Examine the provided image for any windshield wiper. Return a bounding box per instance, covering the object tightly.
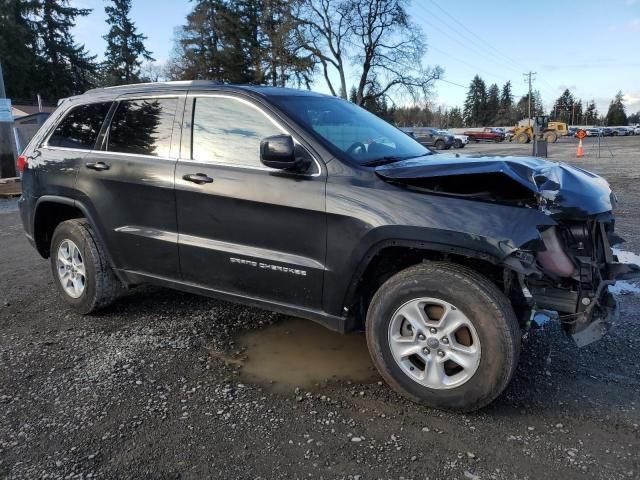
[362,154,427,167]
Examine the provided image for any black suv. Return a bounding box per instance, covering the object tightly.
[401,127,454,150]
[18,82,637,412]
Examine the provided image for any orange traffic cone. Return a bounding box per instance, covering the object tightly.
[576,139,584,158]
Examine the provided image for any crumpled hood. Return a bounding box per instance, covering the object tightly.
[375,153,615,217]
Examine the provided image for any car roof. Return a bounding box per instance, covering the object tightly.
[72,81,330,103]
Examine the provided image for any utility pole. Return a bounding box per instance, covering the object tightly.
[523,71,536,127]
[0,62,18,178]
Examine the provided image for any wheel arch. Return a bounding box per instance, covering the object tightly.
[341,239,515,331]
[33,197,120,279]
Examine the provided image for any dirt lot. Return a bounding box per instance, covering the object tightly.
[1,135,639,479]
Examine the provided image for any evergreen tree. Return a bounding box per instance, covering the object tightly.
[448,107,464,128]
[584,101,598,125]
[169,0,313,87]
[485,83,499,126]
[348,86,358,103]
[494,81,514,126]
[0,0,39,101]
[628,111,640,125]
[463,75,487,127]
[605,91,627,126]
[102,0,153,86]
[35,0,98,101]
[552,89,582,125]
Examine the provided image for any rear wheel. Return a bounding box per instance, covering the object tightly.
[50,219,123,314]
[434,139,444,150]
[366,262,520,412]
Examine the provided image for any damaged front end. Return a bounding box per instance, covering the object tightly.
[522,219,638,347]
[375,154,640,347]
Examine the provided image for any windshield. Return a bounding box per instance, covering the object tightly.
[271,95,431,165]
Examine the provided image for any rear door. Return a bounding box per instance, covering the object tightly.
[75,94,185,279]
[174,93,327,309]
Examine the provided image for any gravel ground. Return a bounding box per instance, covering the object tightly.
[1,136,639,479]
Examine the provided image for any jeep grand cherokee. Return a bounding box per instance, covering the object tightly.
[17,81,639,412]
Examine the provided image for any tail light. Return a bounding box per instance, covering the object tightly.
[17,155,27,173]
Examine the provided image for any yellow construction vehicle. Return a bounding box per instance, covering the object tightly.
[511,121,569,144]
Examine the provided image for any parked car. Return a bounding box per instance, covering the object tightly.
[17,82,638,412]
[400,127,454,150]
[585,128,601,137]
[635,126,640,135]
[437,129,468,148]
[600,127,614,137]
[464,127,505,142]
[612,127,633,136]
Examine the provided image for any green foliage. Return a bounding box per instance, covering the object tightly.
[552,89,582,125]
[463,75,487,127]
[494,81,514,126]
[485,83,499,126]
[582,101,598,125]
[0,0,97,102]
[169,0,314,87]
[515,91,544,122]
[0,0,38,101]
[605,91,628,126]
[102,0,153,86]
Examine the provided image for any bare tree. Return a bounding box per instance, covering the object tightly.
[295,0,352,98]
[351,0,442,106]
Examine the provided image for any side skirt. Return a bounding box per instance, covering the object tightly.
[115,269,353,333]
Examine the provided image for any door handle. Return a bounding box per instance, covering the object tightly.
[183,173,214,185]
[85,162,110,171]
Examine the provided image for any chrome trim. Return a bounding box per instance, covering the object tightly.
[185,93,322,177]
[40,146,92,154]
[91,150,177,161]
[114,226,178,243]
[179,233,325,270]
[115,225,325,270]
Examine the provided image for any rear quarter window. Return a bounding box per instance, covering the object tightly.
[47,102,112,150]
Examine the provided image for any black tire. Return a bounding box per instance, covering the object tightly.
[454,139,462,148]
[366,262,521,412]
[434,140,444,150]
[50,219,123,314]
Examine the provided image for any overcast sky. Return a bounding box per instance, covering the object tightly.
[72,0,640,115]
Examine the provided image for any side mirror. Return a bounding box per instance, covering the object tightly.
[260,135,299,170]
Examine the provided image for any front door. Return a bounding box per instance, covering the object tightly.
[174,93,326,309]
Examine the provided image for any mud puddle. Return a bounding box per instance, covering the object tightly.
[236,317,377,392]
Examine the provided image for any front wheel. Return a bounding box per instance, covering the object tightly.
[366,262,521,412]
[434,140,444,150]
[50,219,123,314]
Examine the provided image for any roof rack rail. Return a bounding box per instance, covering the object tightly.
[84,80,222,95]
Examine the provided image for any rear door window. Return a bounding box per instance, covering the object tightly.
[47,102,112,150]
[107,98,177,157]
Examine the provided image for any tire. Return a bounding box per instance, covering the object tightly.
[543,131,558,143]
[434,140,444,150]
[515,132,529,144]
[366,262,520,412]
[454,139,462,149]
[50,219,123,314]
[494,137,502,143]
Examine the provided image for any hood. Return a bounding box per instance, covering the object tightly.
[375,154,615,218]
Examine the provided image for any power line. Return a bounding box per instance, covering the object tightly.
[428,0,529,73]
